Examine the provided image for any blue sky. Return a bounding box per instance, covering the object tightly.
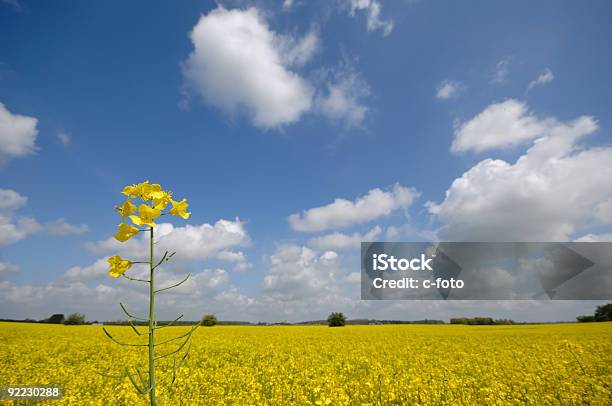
[1,0,611,322]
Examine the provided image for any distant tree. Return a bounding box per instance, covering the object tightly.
[594,303,612,321]
[201,314,217,327]
[327,312,346,327]
[577,303,612,322]
[64,313,85,325]
[46,314,65,324]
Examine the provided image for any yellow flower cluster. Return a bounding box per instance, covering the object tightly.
[108,255,132,278]
[1,322,610,405]
[108,181,190,278]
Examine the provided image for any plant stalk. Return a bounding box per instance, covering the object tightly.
[148,226,156,406]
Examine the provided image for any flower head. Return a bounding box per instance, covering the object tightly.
[114,222,140,242]
[130,204,161,227]
[169,198,191,219]
[108,254,132,278]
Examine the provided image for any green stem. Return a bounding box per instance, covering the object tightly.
[148,226,157,406]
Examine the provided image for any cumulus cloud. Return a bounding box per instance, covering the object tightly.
[527,68,554,92]
[0,188,89,245]
[182,7,314,128]
[451,99,555,153]
[63,258,109,281]
[436,80,465,100]
[309,226,382,250]
[85,218,250,262]
[0,188,27,212]
[263,245,345,301]
[289,183,418,232]
[0,102,38,165]
[45,218,89,235]
[0,188,41,246]
[344,0,393,36]
[428,108,612,241]
[491,57,511,84]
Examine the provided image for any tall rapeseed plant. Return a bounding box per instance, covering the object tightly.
[103,181,196,406]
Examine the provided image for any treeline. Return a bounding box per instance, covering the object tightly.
[293,319,445,325]
[577,303,611,323]
[0,313,91,325]
[450,317,516,325]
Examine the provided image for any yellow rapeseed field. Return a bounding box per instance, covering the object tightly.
[0,322,610,405]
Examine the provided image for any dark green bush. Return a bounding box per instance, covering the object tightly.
[327,312,346,327]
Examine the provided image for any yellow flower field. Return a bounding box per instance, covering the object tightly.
[0,322,610,405]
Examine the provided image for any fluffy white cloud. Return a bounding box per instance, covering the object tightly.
[316,70,369,126]
[263,245,344,301]
[491,57,511,84]
[345,0,393,36]
[0,189,40,246]
[309,226,382,250]
[85,218,250,262]
[64,258,108,281]
[527,68,554,92]
[0,188,89,245]
[0,102,38,165]
[289,184,418,232]
[451,99,555,153]
[0,188,27,212]
[216,250,251,272]
[436,80,465,100]
[182,7,314,128]
[428,108,612,241]
[45,218,89,235]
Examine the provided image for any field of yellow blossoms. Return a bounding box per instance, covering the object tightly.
[0,321,610,405]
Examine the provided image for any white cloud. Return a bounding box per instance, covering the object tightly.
[0,188,89,245]
[316,69,369,127]
[263,245,344,301]
[289,183,418,232]
[85,218,250,262]
[64,258,109,281]
[527,68,554,92]
[429,108,612,241]
[0,102,38,165]
[436,80,465,100]
[0,189,40,246]
[0,188,27,212]
[345,0,394,36]
[309,226,382,250]
[451,99,555,153]
[182,7,314,128]
[45,218,89,235]
[56,130,70,146]
[216,250,251,272]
